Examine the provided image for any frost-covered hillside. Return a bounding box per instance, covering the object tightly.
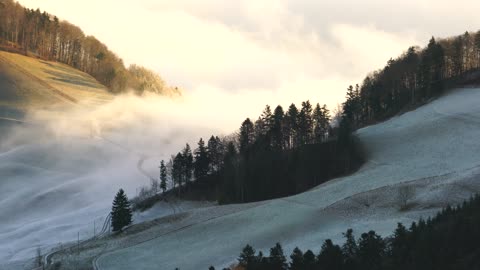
[94,88,480,270]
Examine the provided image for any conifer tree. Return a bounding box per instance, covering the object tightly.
[342,229,358,269]
[268,243,288,270]
[239,118,255,154]
[303,250,316,270]
[289,247,305,270]
[238,244,256,267]
[194,138,210,181]
[317,239,344,270]
[160,160,167,193]
[357,231,385,270]
[390,223,409,265]
[207,136,223,173]
[271,105,285,150]
[313,103,324,143]
[261,105,274,133]
[110,188,132,232]
[182,144,193,184]
[172,152,184,189]
[298,101,313,145]
[285,104,299,149]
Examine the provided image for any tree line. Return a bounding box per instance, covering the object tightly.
[342,30,480,129]
[201,194,480,270]
[153,101,362,204]
[0,0,180,95]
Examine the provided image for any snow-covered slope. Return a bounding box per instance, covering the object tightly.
[94,88,480,269]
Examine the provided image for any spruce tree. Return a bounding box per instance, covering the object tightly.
[172,153,184,190]
[160,160,167,193]
[303,250,316,270]
[357,231,385,270]
[194,138,210,181]
[182,144,193,184]
[342,229,358,269]
[298,101,313,145]
[207,135,222,173]
[320,104,331,139]
[317,239,344,270]
[313,103,324,143]
[110,188,132,232]
[285,103,299,149]
[238,244,256,267]
[239,118,255,154]
[261,105,274,130]
[289,247,305,270]
[268,243,288,270]
[271,105,285,150]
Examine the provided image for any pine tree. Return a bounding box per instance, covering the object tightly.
[172,152,184,190]
[289,247,305,270]
[317,239,344,270]
[261,105,274,134]
[303,250,316,270]
[313,103,324,143]
[110,189,132,232]
[182,144,193,184]
[238,244,256,267]
[321,104,331,139]
[285,103,299,149]
[342,229,358,269]
[239,118,255,154]
[357,231,385,270]
[271,105,284,150]
[159,160,167,193]
[298,101,313,145]
[268,243,288,270]
[207,135,223,173]
[194,138,210,181]
[390,223,409,266]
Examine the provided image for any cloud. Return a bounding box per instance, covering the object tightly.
[17,0,478,130]
[17,0,424,110]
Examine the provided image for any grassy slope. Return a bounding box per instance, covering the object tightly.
[0,51,113,115]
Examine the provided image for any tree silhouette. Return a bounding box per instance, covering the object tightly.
[110,189,132,232]
[194,138,210,181]
[159,160,167,193]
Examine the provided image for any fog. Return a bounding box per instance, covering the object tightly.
[0,92,250,263]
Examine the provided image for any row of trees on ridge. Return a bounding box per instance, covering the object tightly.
[201,195,480,270]
[152,101,362,204]
[0,0,180,95]
[342,31,480,129]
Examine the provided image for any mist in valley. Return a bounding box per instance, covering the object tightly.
[0,92,242,262]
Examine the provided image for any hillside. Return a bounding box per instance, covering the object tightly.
[0,50,113,114]
[35,86,480,270]
[0,0,181,95]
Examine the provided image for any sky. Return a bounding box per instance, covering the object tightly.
[17,0,480,131]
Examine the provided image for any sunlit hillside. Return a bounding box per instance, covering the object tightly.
[0,51,113,112]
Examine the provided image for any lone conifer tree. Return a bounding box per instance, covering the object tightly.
[111,188,132,232]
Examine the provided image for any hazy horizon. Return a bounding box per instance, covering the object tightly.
[17,0,480,129]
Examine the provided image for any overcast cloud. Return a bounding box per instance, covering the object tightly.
[17,0,480,128]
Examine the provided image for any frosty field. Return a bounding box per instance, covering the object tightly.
[95,88,480,269]
[2,87,480,270]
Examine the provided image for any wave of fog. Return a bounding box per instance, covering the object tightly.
[0,93,235,264]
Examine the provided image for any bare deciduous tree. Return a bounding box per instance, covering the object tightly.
[397,185,415,211]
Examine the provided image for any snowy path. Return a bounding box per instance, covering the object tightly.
[95,88,480,270]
